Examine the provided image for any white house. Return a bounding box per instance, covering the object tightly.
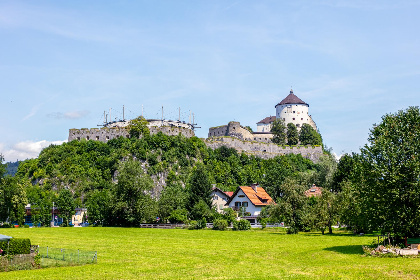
[211,187,233,213]
[256,116,276,132]
[226,184,275,223]
[275,89,317,130]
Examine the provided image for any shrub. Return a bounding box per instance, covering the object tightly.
[188,218,207,230]
[168,209,188,224]
[213,219,228,231]
[0,238,31,255]
[233,219,251,231]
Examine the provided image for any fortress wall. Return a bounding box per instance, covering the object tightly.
[208,125,228,137]
[205,137,323,162]
[68,126,194,142]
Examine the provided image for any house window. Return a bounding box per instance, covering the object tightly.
[213,196,218,200]
[238,195,245,198]
[219,205,224,210]
[242,202,248,207]
[235,202,241,207]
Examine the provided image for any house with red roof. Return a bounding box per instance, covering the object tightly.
[226,184,275,223]
[211,187,233,213]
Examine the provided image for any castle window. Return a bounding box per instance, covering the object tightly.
[283,118,285,121]
[301,118,303,120]
[296,124,300,127]
[293,118,295,120]
[293,111,295,113]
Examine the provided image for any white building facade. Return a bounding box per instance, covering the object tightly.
[275,89,316,129]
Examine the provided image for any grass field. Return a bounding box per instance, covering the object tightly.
[0,227,419,279]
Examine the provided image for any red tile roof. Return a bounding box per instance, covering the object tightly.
[228,185,275,206]
[224,191,234,197]
[305,185,323,197]
[257,116,276,124]
[275,90,308,107]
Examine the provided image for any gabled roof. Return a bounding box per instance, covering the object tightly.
[227,185,275,206]
[257,116,276,125]
[275,89,308,107]
[211,187,231,200]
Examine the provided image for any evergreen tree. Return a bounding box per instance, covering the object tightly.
[286,123,299,145]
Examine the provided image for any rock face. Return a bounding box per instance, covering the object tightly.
[205,137,323,163]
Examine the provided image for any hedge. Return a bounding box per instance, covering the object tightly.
[0,238,31,255]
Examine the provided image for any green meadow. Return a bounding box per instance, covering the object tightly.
[1,227,420,279]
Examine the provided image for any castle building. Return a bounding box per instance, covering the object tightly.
[257,89,317,131]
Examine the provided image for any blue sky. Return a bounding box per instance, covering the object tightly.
[1,0,419,161]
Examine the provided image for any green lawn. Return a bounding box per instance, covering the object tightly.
[0,227,419,279]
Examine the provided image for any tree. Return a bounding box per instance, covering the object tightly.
[271,119,286,145]
[267,178,308,233]
[188,164,212,209]
[299,124,322,145]
[331,154,355,192]
[57,189,75,226]
[113,158,155,226]
[357,106,420,238]
[158,182,188,223]
[286,123,299,145]
[128,116,150,139]
[312,189,338,234]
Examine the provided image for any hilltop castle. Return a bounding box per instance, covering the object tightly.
[68,90,322,162]
[208,89,317,142]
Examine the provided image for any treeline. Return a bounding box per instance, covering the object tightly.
[2,106,418,238]
[0,123,334,227]
[271,120,322,146]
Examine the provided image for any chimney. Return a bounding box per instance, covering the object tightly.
[251,183,259,192]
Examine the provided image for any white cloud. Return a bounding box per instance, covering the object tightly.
[47,110,90,120]
[0,140,67,162]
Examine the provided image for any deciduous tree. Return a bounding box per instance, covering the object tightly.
[299,124,322,145]
[271,119,286,145]
[286,123,299,145]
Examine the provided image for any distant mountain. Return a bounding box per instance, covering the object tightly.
[6,161,20,176]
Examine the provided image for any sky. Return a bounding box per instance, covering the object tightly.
[1,0,419,162]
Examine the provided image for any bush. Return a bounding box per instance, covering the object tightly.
[233,219,251,231]
[0,238,31,255]
[188,218,207,230]
[168,209,188,224]
[213,219,228,231]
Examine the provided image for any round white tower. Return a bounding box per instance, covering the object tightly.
[275,89,315,129]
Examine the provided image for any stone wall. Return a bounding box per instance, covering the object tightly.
[68,126,194,142]
[205,137,323,162]
[208,121,273,143]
